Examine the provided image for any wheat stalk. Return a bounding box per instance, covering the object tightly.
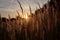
[17,0,23,14]
[29,5,32,15]
[16,10,20,17]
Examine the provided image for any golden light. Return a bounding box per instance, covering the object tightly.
[25,13,28,19]
[21,13,29,24]
[21,13,29,20]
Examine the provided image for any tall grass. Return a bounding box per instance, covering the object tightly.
[17,0,23,14]
[0,0,59,40]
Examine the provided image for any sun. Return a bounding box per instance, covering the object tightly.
[21,13,28,20]
[25,13,28,19]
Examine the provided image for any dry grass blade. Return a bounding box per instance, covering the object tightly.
[16,10,20,17]
[29,5,32,14]
[17,0,23,14]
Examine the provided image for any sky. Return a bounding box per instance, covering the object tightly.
[0,0,48,18]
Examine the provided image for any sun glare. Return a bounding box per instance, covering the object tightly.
[21,13,28,20]
[25,14,28,19]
